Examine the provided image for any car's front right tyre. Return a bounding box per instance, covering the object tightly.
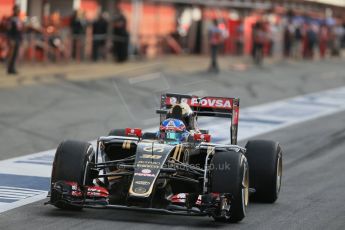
[50,140,95,210]
[245,140,282,203]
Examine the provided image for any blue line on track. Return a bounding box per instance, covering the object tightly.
[0,174,50,191]
[289,100,339,107]
[240,118,283,125]
[0,199,15,203]
[14,161,52,166]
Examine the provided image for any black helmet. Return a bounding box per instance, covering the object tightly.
[166,103,194,130]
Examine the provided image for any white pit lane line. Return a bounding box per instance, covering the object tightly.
[1,86,345,214]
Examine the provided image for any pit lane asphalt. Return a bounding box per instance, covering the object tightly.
[0,59,345,229]
[1,59,345,160]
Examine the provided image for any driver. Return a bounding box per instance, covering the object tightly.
[166,103,196,131]
[157,118,189,144]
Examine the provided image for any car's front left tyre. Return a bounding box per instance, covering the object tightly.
[209,151,249,223]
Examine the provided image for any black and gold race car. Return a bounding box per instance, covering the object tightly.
[47,93,283,223]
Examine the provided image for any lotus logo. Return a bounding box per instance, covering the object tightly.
[141,169,151,174]
[134,187,147,194]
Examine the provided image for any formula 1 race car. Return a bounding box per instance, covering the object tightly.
[47,93,283,223]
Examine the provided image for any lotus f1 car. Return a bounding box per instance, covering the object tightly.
[47,93,283,223]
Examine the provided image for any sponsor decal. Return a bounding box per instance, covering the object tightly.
[136,160,160,169]
[140,154,162,159]
[134,172,155,177]
[190,98,232,109]
[135,180,151,185]
[137,160,160,165]
[86,186,109,198]
[135,181,151,186]
[143,146,165,153]
[125,128,142,137]
[169,97,177,105]
[193,133,211,142]
[136,163,160,169]
[166,97,233,109]
[167,120,175,128]
[141,169,151,174]
[134,187,147,194]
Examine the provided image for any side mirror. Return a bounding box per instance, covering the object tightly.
[193,133,211,142]
[125,128,142,137]
[199,129,209,134]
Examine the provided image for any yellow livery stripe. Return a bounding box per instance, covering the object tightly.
[172,145,180,160]
[177,146,184,161]
[122,140,132,150]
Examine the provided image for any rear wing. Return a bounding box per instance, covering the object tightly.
[156,93,240,145]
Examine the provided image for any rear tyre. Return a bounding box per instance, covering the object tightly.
[51,140,95,210]
[108,129,126,136]
[245,140,282,203]
[142,132,157,140]
[210,151,249,223]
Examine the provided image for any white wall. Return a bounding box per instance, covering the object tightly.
[47,0,74,17]
[27,0,43,21]
[15,0,28,14]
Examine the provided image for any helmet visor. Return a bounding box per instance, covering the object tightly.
[165,131,182,142]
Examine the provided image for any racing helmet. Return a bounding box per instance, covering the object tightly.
[166,103,194,130]
[159,118,187,143]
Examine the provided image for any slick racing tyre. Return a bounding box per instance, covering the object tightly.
[108,129,126,136]
[51,140,95,210]
[245,140,282,203]
[142,132,157,140]
[209,151,249,223]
